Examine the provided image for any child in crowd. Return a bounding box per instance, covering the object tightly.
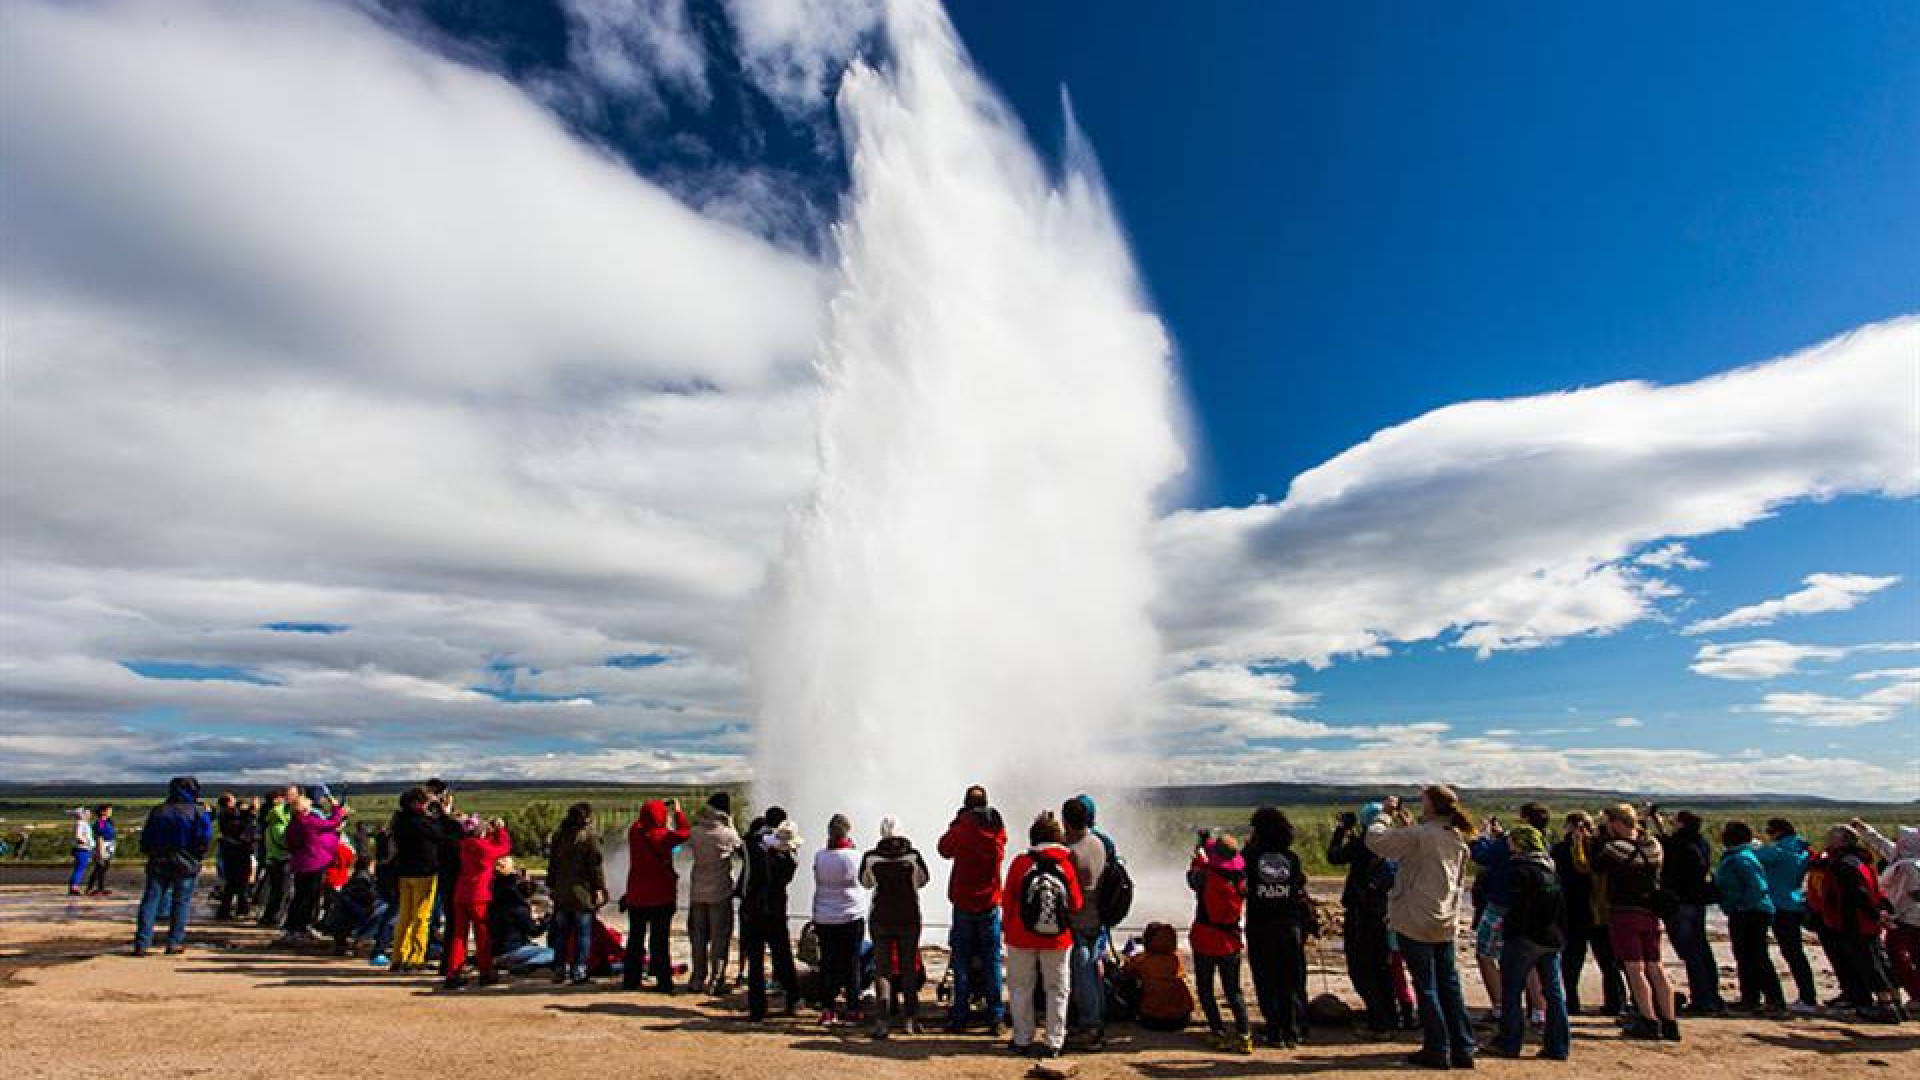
[1188,832,1253,1055]
[1123,921,1196,1031]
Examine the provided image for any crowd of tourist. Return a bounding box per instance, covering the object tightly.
[80,775,1920,1070]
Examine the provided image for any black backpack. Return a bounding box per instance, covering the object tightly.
[1094,831,1134,929]
[1018,855,1072,937]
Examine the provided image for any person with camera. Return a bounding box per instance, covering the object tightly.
[938,784,1009,1034]
[282,787,351,945]
[1061,794,1114,1049]
[1554,812,1626,1017]
[1365,787,1476,1071]
[1329,803,1398,1037]
[739,807,802,1020]
[1587,804,1679,1041]
[1648,806,1725,1016]
[622,797,691,993]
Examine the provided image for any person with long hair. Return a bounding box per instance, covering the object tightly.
[1754,818,1818,1013]
[1003,811,1083,1059]
[546,802,606,985]
[1716,821,1784,1012]
[1244,806,1311,1048]
[1366,785,1476,1070]
[1553,811,1626,1017]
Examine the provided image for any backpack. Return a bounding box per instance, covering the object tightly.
[1094,831,1134,929]
[1018,855,1072,937]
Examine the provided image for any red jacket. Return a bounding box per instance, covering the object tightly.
[454,826,513,906]
[938,808,1007,914]
[1188,850,1247,957]
[1809,846,1887,938]
[325,840,356,890]
[1001,844,1082,951]
[623,800,690,908]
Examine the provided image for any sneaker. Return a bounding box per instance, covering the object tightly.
[368,954,390,968]
[1204,1029,1230,1050]
[568,971,590,986]
[1621,1017,1661,1040]
[1038,1044,1063,1060]
[1005,1040,1030,1056]
[478,972,503,987]
[819,1009,839,1027]
[1529,1010,1546,1028]
[1660,1019,1682,1042]
[443,974,469,990]
[1788,1001,1818,1017]
[1404,1049,1452,1070]
[130,945,149,957]
[1449,1052,1476,1070]
[870,1020,889,1041]
[164,944,185,955]
[1231,1033,1254,1055]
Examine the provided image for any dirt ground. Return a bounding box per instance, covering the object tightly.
[2,883,1915,1080]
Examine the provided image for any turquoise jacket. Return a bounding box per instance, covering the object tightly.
[1716,844,1775,917]
[1754,833,1809,914]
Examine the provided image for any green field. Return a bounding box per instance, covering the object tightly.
[3,780,1908,876]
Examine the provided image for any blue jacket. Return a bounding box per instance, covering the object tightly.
[140,777,213,861]
[1715,845,1774,916]
[1471,834,1515,908]
[1755,833,1809,914]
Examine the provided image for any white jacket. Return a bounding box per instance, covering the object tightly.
[1865,824,1920,929]
[1365,818,1469,945]
[812,845,868,925]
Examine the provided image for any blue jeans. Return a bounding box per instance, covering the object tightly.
[1496,940,1570,1059]
[948,907,1005,1025]
[1069,926,1109,1030]
[551,911,594,974]
[1401,937,1476,1059]
[1665,904,1724,1010]
[69,848,92,889]
[135,871,197,949]
[499,943,555,971]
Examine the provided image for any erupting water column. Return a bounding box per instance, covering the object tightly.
[754,0,1186,869]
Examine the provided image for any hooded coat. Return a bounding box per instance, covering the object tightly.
[140,777,213,867]
[547,822,606,915]
[1871,826,1920,929]
[1716,844,1774,917]
[741,820,799,919]
[1809,844,1887,939]
[261,800,292,862]
[937,806,1007,914]
[1507,851,1566,949]
[1187,846,1247,957]
[860,833,931,936]
[687,805,742,905]
[623,800,690,909]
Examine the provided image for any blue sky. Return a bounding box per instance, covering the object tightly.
[1,0,1914,796]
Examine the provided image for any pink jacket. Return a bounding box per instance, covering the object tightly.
[287,806,348,875]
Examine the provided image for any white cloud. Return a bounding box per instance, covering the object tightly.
[559,0,711,110]
[1752,677,1920,728]
[1691,640,1850,680]
[1854,667,1920,682]
[1686,572,1902,635]
[1612,716,1644,728]
[721,0,882,114]
[1636,543,1707,571]
[1154,317,1920,669]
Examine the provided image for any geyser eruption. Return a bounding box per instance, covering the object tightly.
[754,0,1185,867]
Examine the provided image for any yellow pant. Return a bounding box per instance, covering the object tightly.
[394,875,437,967]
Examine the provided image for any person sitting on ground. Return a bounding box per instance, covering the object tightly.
[1365,786,1477,1071]
[490,862,553,973]
[1244,806,1312,1048]
[85,804,117,896]
[444,816,512,989]
[546,802,607,986]
[740,808,803,1021]
[1124,921,1197,1031]
[132,776,214,956]
[1003,810,1083,1060]
[621,798,691,994]
[1490,825,1570,1061]
[860,815,931,1039]
[1716,821,1784,1013]
[325,853,385,956]
[1188,831,1254,1056]
[687,792,743,998]
[1587,803,1679,1041]
[813,813,869,1026]
[938,784,1009,1035]
[1329,802,1398,1037]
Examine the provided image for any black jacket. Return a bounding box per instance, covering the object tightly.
[1508,855,1566,949]
[1550,838,1594,931]
[217,807,257,856]
[388,807,447,878]
[488,874,545,953]
[1327,824,1392,916]
[741,823,798,919]
[1659,827,1717,906]
[1243,837,1311,927]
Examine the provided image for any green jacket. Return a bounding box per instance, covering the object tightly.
[262,802,292,861]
